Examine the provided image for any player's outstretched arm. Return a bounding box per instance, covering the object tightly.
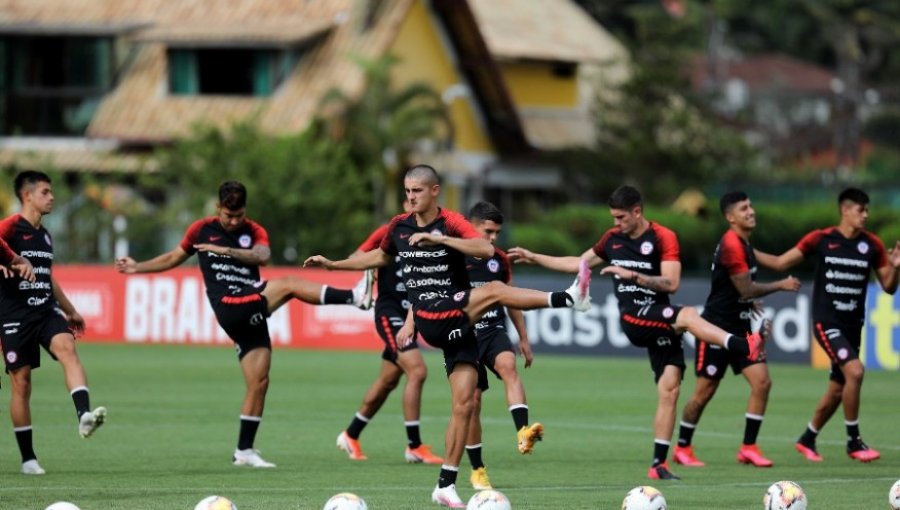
[754,247,803,272]
[115,247,191,274]
[408,232,493,259]
[507,246,602,274]
[603,259,681,293]
[875,240,900,295]
[730,271,801,300]
[304,248,391,271]
[194,243,270,266]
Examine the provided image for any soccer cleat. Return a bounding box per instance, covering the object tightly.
[794,441,823,462]
[352,269,375,310]
[565,260,592,312]
[847,439,880,463]
[470,466,493,490]
[431,483,466,508]
[647,461,680,480]
[672,445,705,467]
[405,444,444,464]
[737,444,773,467]
[336,431,368,460]
[21,459,46,475]
[232,448,276,468]
[78,406,107,438]
[517,422,544,454]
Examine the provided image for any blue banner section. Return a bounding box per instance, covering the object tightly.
[862,283,900,370]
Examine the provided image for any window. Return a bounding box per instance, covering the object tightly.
[1,36,113,136]
[168,48,298,97]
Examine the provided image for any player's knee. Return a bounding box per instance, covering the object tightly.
[659,384,680,405]
[404,363,427,385]
[677,306,699,324]
[843,362,864,382]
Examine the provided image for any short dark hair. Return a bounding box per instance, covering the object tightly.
[838,187,869,207]
[405,164,440,186]
[14,171,51,202]
[608,185,642,210]
[468,201,504,224]
[719,190,748,215]
[218,181,247,210]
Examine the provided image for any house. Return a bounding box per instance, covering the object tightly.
[1,0,627,211]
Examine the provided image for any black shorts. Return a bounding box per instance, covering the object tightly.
[475,327,515,392]
[620,304,686,383]
[212,282,271,360]
[694,319,765,379]
[413,290,478,376]
[2,310,72,372]
[374,303,418,364]
[813,322,861,384]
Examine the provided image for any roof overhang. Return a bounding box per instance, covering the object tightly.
[133,20,333,49]
[0,22,149,36]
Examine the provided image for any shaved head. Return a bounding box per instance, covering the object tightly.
[405,164,440,186]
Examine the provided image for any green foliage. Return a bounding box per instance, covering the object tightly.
[146,121,370,263]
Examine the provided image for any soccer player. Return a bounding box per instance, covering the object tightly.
[754,187,899,463]
[672,191,800,469]
[464,201,542,491]
[115,180,374,469]
[0,171,108,476]
[508,185,766,481]
[304,164,591,508]
[336,199,444,465]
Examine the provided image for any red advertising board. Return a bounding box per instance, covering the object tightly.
[54,265,384,351]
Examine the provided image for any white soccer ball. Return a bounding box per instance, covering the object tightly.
[622,486,667,510]
[194,495,237,510]
[466,489,512,510]
[45,503,81,510]
[889,479,900,510]
[763,481,807,510]
[323,492,368,510]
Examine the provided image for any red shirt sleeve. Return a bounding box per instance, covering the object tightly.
[443,210,482,239]
[358,224,389,252]
[496,248,512,284]
[379,214,407,255]
[247,220,270,247]
[179,218,208,255]
[720,230,750,275]
[591,229,616,260]
[0,238,16,265]
[654,224,680,261]
[0,214,19,244]
[795,229,825,256]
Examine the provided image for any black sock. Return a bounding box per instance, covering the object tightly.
[237,416,261,450]
[323,287,354,305]
[677,421,696,447]
[724,334,746,354]
[510,405,529,431]
[799,423,818,446]
[743,414,763,445]
[71,387,90,419]
[15,427,37,462]
[466,444,484,469]
[405,420,422,448]
[652,440,670,467]
[347,413,369,439]
[549,292,571,308]
[845,420,860,442]
[438,466,458,488]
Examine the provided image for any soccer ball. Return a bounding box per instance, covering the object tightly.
[622,486,667,510]
[194,495,237,510]
[467,489,512,510]
[889,479,900,510]
[763,481,807,510]
[45,503,81,510]
[323,492,368,510]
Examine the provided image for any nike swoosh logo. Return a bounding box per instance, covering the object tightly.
[209,235,222,241]
[827,243,839,249]
[612,243,623,249]
[23,234,33,240]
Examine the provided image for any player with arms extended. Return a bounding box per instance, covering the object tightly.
[116,180,374,468]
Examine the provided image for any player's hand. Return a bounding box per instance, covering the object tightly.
[68,311,86,338]
[397,322,416,348]
[507,247,535,264]
[115,256,137,274]
[889,240,900,268]
[519,339,534,369]
[600,265,630,280]
[303,255,333,269]
[11,256,35,282]
[0,265,12,279]
[408,232,442,247]
[750,300,764,320]
[781,275,801,292]
[193,243,227,255]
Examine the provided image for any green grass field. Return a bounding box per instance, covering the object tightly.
[0,343,897,509]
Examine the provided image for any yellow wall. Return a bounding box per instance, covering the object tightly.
[501,62,578,107]
[389,0,493,153]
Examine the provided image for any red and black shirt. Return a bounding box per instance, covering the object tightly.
[0,214,56,320]
[358,224,408,310]
[702,229,756,332]
[179,217,269,300]
[466,247,512,333]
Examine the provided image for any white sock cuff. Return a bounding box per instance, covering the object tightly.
[654,438,671,446]
[844,419,859,426]
[547,292,553,307]
[13,425,33,432]
[465,443,483,450]
[319,285,328,304]
[355,412,370,423]
[745,413,764,421]
[240,415,261,422]
[404,420,420,427]
[440,464,459,472]
[70,386,89,395]
[508,404,528,411]
[807,422,819,434]
[680,421,696,429]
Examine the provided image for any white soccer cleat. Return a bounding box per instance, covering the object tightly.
[565,259,592,312]
[431,483,465,508]
[232,448,276,468]
[352,269,375,310]
[79,406,107,438]
[21,459,46,475]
